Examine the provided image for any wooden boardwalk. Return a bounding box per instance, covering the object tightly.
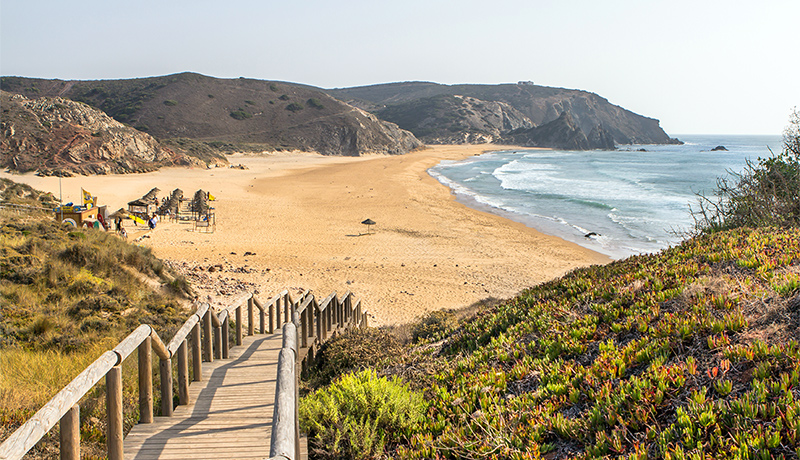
[124,331,304,460]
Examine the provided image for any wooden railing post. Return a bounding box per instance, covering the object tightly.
[203,310,213,362]
[160,358,173,416]
[177,340,189,405]
[300,311,308,348]
[213,322,222,360]
[308,307,315,342]
[284,294,290,324]
[192,323,202,381]
[137,337,153,424]
[222,317,230,359]
[269,301,275,334]
[248,297,255,336]
[59,404,79,460]
[106,365,123,460]
[236,306,243,346]
[260,307,266,334]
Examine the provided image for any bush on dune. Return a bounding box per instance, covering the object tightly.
[693,109,800,232]
[300,369,427,460]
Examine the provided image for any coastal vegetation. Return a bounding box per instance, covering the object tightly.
[0,181,192,457]
[693,109,800,233]
[299,118,800,459]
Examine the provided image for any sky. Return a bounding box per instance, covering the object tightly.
[1,0,798,135]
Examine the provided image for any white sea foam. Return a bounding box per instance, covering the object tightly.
[431,135,783,258]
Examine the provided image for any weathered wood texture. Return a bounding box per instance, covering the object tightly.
[123,332,307,460]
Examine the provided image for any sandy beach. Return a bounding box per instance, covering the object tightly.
[2,145,609,326]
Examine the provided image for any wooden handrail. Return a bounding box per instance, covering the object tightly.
[0,351,118,460]
[0,288,369,460]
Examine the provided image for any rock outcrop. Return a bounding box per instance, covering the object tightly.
[329,81,683,149]
[376,94,533,144]
[501,112,616,150]
[0,91,196,175]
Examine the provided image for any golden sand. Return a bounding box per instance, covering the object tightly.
[2,145,609,326]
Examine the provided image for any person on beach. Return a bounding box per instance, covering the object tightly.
[148,215,156,230]
[115,216,122,233]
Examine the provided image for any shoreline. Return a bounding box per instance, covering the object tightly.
[0,145,610,326]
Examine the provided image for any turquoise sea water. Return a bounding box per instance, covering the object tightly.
[429,135,784,259]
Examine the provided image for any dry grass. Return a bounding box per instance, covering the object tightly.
[0,339,116,418]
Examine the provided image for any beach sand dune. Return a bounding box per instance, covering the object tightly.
[1,145,609,326]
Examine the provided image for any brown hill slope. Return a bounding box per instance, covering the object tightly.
[0,91,196,176]
[0,73,422,156]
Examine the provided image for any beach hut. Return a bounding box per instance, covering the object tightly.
[127,187,160,221]
[158,188,183,219]
[54,203,98,227]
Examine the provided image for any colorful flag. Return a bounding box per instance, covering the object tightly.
[82,188,93,206]
[208,193,216,201]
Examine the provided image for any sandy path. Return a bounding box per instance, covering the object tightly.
[2,145,609,326]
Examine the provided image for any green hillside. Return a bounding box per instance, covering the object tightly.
[0,189,193,457]
[303,227,800,459]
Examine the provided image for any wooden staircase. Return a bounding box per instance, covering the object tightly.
[0,290,367,460]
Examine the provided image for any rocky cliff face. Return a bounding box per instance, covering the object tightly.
[376,94,533,144]
[0,91,196,176]
[328,82,683,149]
[501,111,616,150]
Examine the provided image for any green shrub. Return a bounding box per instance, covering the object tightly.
[693,109,800,232]
[163,100,178,106]
[307,98,324,110]
[269,83,278,91]
[306,328,404,388]
[286,102,304,112]
[245,100,256,106]
[229,110,252,120]
[279,94,290,101]
[411,309,457,343]
[300,369,426,459]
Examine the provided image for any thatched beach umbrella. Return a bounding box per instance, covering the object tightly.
[361,218,376,234]
[109,208,128,218]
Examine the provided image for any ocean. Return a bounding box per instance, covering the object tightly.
[429,135,784,259]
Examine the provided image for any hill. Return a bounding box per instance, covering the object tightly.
[302,226,800,458]
[0,73,422,156]
[0,187,193,456]
[0,91,202,176]
[328,81,681,148]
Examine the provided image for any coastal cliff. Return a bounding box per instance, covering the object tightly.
[0,91,196,176]
[501,111,616,150]
[328,81,682,149]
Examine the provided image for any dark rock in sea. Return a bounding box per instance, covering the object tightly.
[637,148,648,152]
[711,145,728,151]
[585,232,600,238]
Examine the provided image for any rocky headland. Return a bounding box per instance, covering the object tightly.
[0,91,197,176]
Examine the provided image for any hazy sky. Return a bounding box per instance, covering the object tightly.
[1,0,797,135]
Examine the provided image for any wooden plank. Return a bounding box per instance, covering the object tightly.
[124,333,283,460]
